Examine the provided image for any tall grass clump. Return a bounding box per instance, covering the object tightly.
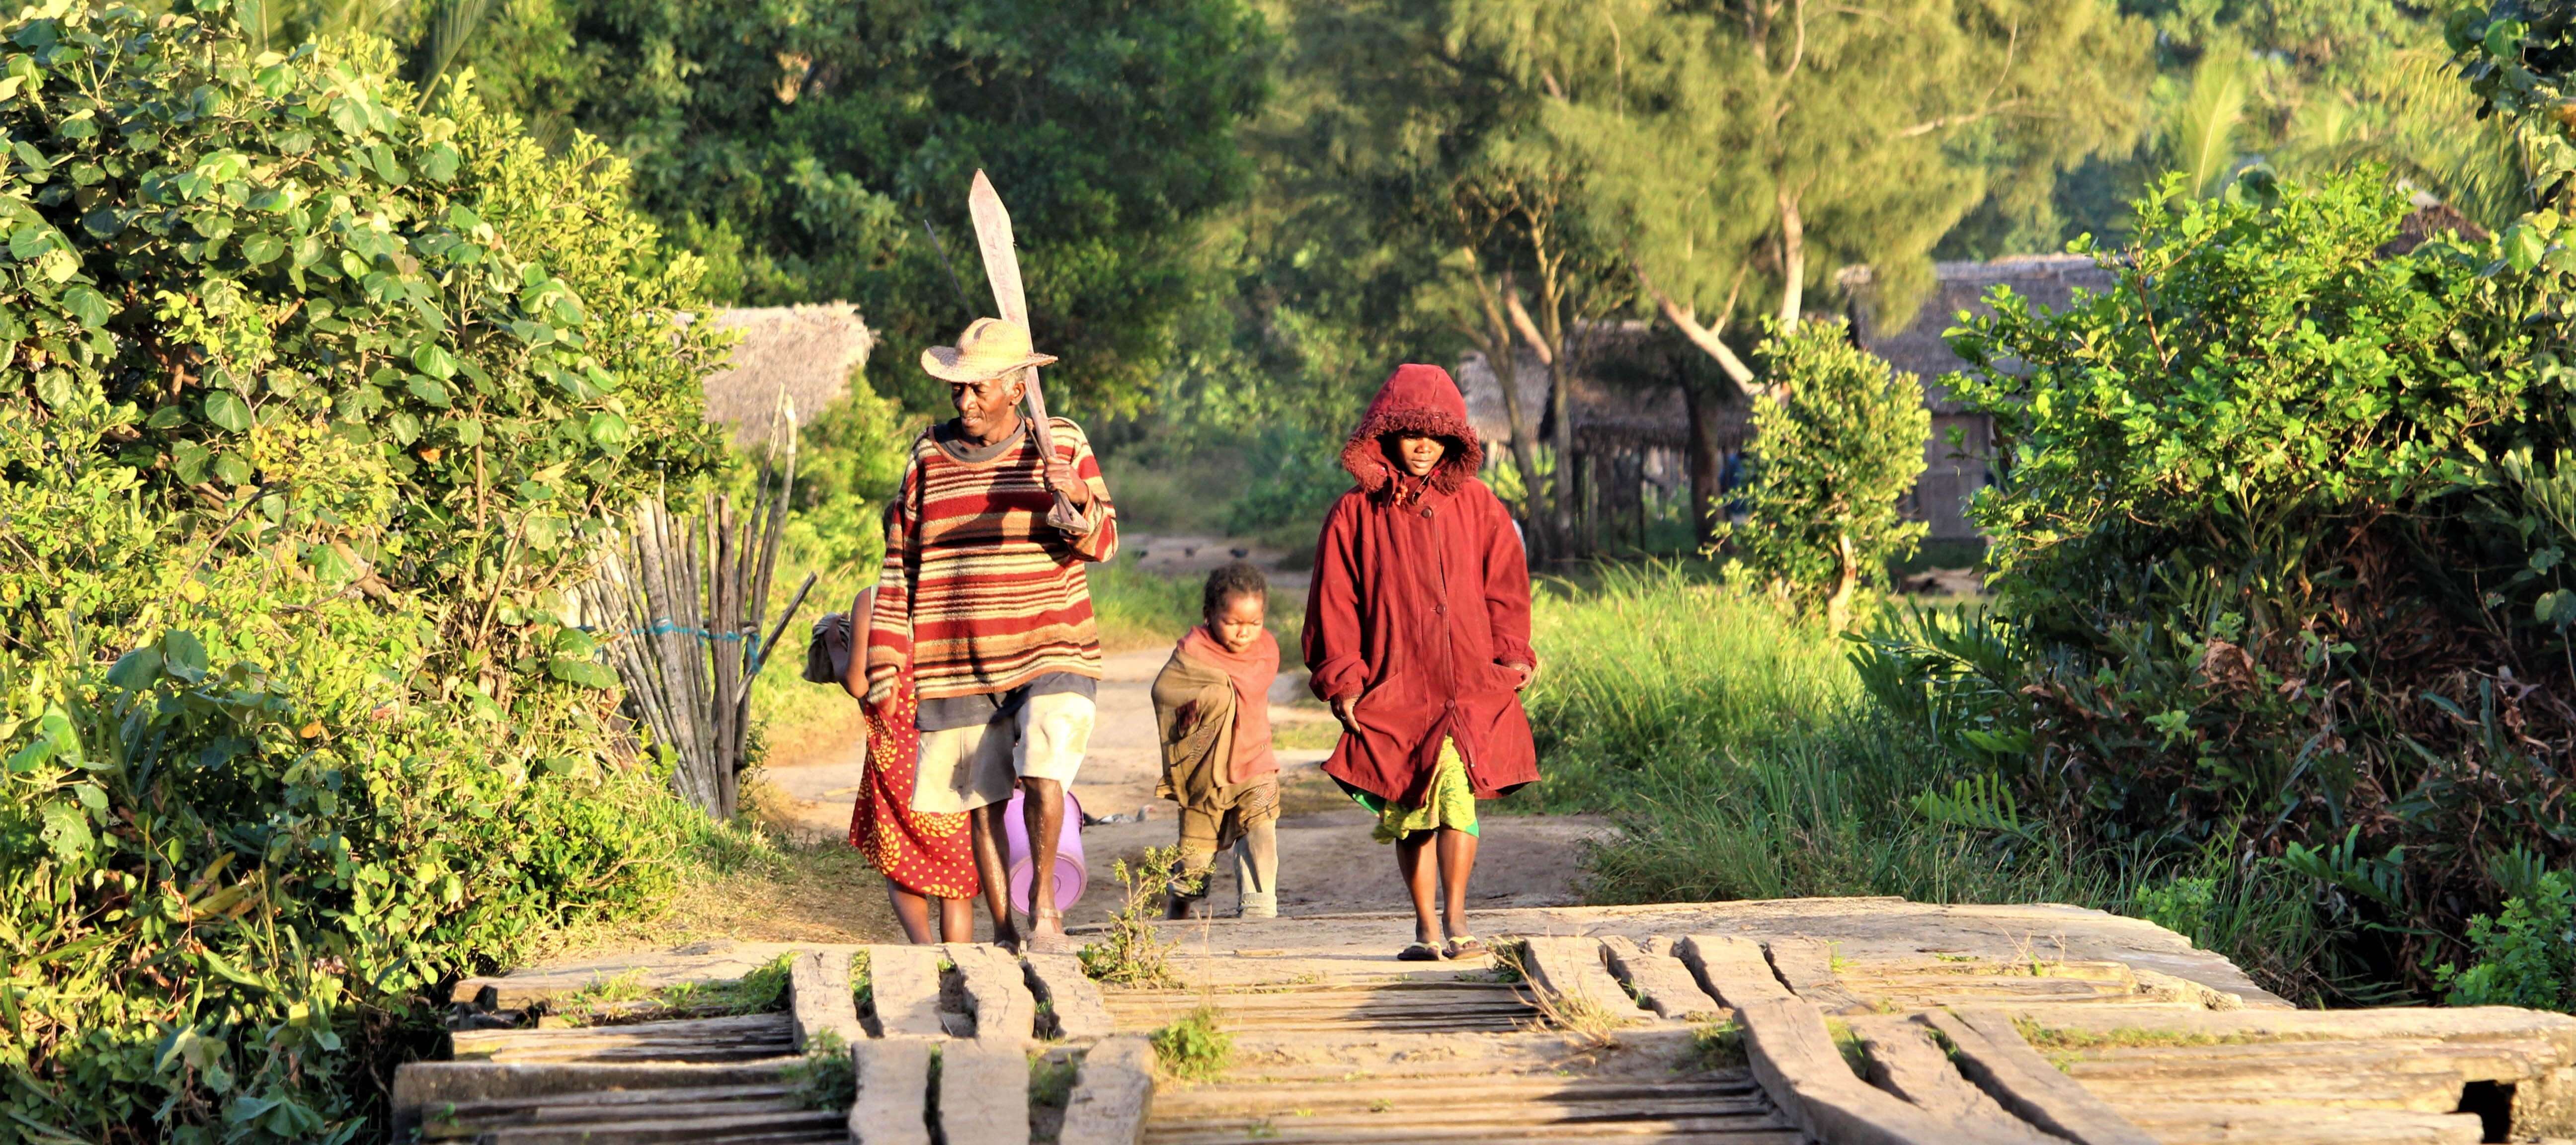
[1522,566,2114,909]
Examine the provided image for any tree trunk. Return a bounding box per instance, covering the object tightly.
[1547,350,1576,556]
[1826,531,1858,633]
[1776,186,1806,333]
[1636,262,1761,398]
[1471,260,1552,559]
[1682,384,1723,548]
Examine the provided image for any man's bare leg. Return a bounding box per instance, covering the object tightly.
[1396,831,1440,946]
[1435,827,1479,941]
[936,895,976,944]
[1020,776,1069,945]
[886,878,936,945]
[969,802,1020,949]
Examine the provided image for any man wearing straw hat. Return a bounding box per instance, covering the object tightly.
[865,316,1117,954]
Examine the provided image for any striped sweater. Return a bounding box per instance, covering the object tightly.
[865,417,1119,700]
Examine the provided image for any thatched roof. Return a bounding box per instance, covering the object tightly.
[1852,200,2488,411]
[699,304,875,446]
[1456,321,1751,456]
[1847,255,2116,412]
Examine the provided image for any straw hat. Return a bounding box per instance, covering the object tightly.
[919,317,1058,383]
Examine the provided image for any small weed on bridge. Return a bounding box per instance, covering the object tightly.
[1152,1003,1234,1082]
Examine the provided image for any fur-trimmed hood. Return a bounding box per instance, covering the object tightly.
[1339,364,1485,493]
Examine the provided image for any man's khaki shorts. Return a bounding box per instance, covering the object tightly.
[910,690,1095,814]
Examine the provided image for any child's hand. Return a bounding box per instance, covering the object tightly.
[1504,662,1534,691]
[1330,695,1361,736]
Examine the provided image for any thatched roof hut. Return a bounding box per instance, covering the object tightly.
[1847,254,2117,409]
[698,304,875,446]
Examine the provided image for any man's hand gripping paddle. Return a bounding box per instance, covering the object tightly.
[967,170,1088,533]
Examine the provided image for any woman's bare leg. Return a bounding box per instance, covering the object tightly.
[1396,831,1440,945]
[886,878,936,945]
[1435,827,1479,940]
[935,895,976,943]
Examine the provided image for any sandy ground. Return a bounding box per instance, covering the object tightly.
[755,646,1610,941]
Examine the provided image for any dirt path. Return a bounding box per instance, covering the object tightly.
[755,644,1609,940]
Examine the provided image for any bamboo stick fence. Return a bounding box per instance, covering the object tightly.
[579,410,816,820]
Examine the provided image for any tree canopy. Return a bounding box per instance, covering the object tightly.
[425,0,1273,414]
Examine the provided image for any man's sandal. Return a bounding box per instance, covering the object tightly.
[1443,935,1488,959]
[1397,941,1445,962]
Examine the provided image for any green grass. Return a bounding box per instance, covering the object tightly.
[1089,554,1207,652]
[1519,563,2344,1003]
[1521,564,2116,907]
[1088,554,1306,655]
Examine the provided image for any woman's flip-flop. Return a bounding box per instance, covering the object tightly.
[1397,941,1444,962]
[1443,936,1488,959]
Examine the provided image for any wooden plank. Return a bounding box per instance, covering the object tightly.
[1519,936,1638,1017]
[1845,1016,2061,1144]
[2117,1103,2485,1145]
[1764,937,1873,1015]
[867,945,949,1039]
[850,1036,934,1145]
[945,943,1038,1043]
[1603,935,1726,1022]
[1144,1124,1801,1145]
[1025,952,1115,1042]
[1735,996,2041,1145]
[1147,1078,1762,1115]
[1989,1001,2576,1041]
[789,950,866,1052]
[939,1039,1032,1145]
[1677,935,1799,1009]
[478,1109,846,1143]
[1059,1035,1154,1145]
[393,1061,797,1135]
[1926,1008,2158,1145]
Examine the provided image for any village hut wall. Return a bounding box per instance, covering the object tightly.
[1850,254,2118,543]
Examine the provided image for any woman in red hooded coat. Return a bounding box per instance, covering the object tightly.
[1303,363,1539,961]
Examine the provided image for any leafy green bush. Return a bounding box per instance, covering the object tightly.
[1865,170,2575,999]
[2439,871,2576,1011]
[1734,323,1929,630]
[2131,877,2216,944]
[0,4,730,1139]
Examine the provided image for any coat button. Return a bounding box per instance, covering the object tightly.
[1434,603,1448,615]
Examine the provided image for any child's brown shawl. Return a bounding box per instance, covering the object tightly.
[1151,646,1255,811]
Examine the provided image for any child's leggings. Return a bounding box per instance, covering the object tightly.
[1175,819,1277,918]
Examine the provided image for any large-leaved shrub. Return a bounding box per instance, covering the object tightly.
[1861,170,2575,1000]
[0,3,731,1139]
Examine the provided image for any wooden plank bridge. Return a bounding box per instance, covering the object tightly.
[394,898,2576,1144]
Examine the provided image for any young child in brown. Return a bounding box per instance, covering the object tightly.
[1150,562,1282,918]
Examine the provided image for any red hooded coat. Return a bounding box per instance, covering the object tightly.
[1302,364,1540,804]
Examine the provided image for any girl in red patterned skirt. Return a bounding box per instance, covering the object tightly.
[842,585,980,942]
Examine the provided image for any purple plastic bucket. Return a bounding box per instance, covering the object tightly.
[1001,788,1087,916]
